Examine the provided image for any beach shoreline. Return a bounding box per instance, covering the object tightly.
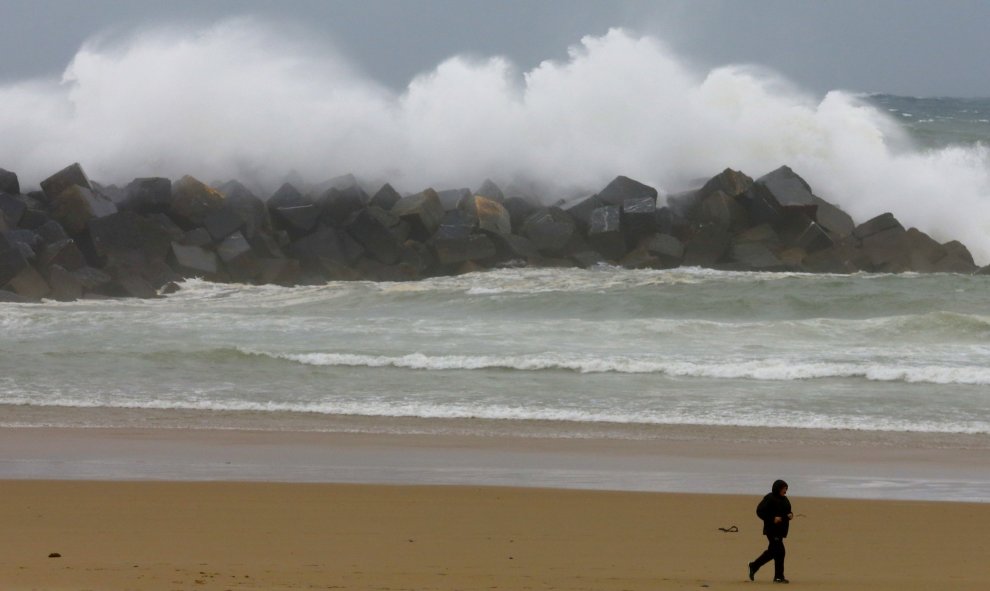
[2,417,989,502]
[4,419,989,589]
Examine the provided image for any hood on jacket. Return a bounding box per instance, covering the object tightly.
[772,479,788,495]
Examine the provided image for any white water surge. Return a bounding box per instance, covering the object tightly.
[0,19,988,261]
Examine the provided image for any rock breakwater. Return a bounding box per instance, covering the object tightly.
[0,163,985,302]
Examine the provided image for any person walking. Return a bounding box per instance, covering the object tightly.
[748,479,793,583]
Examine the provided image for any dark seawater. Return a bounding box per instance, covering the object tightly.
[865,94,990,148]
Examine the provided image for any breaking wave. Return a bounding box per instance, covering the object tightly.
[242,349,990,386]
[1,394,986,435]
[0,19,988,261]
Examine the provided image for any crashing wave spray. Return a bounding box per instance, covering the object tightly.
[0,18,988,261]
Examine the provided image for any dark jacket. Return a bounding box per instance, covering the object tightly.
[756,481,792,538]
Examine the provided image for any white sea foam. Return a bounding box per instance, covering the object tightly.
[1,395,986,435]
[240,349,990,386]
[150,267,949,307]
[365,265,834,297]
[0,20,988,261]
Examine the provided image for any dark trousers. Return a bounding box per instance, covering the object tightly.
[752,535,786,579]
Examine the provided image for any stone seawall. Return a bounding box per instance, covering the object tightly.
[0,163,985,302]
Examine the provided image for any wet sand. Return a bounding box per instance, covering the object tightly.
[2,423,989,500]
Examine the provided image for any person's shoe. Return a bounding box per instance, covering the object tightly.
[748,562,757,581]
[773,577,790,584]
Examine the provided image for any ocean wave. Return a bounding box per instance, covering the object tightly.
[152,268,983,314]
[158,278,366,308]
[9,269,976,322]
[1,397,986,435]
[893,310,990,336]
[0,310,37,330]
[239,349,990,385]
[155,270,990,316]
[372,266,738,295]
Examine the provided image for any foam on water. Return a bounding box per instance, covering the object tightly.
[3,268,989,436]
[2,393,987,435]
[0,20,989,261]
[239,349,990,386]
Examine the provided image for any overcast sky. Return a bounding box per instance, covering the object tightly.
[1,0,988,97]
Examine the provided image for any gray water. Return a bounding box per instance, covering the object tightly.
[3,267,989,435]
[865,94,990,148]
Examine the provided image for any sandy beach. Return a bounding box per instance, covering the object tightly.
[1,479,988,590]
[1,423,989,589]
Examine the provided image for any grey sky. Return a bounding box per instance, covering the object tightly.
[1,0,988,97]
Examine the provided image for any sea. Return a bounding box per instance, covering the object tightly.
[865,94,990,149]
[2,95,990,499]
[3,263,990,435]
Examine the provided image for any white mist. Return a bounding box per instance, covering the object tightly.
[0,18,988,262]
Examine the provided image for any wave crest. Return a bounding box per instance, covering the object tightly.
[0,21,988,261]
[240,349,990,385]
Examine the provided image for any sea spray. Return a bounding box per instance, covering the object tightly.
[1,20,989,260]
